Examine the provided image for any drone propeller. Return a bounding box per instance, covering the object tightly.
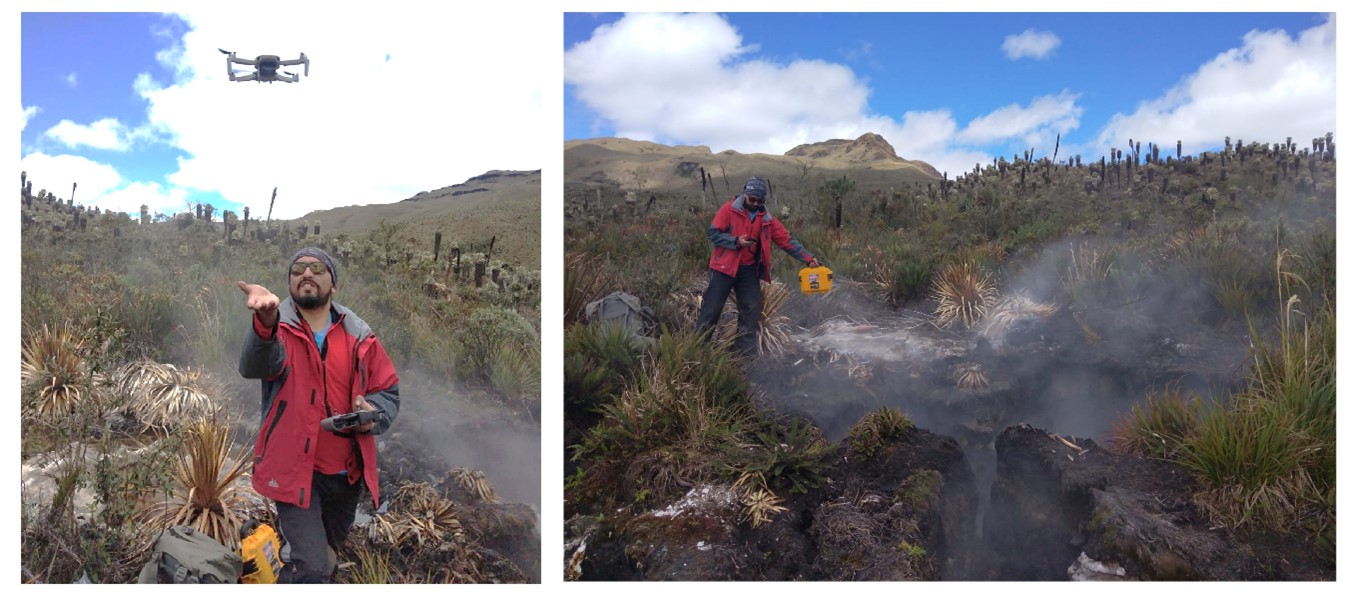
[219,48,233,55]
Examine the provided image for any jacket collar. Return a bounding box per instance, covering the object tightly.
[277,297,372,341]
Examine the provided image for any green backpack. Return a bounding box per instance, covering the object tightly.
[137,525,243,584]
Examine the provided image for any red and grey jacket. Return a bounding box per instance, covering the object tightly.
[239,298,400,508]
[706,193,813,282]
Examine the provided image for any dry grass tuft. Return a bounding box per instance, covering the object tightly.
[719,281,795,356]
[932,262,998,329]
[345,545,393,584]
[1109,385,1200,458]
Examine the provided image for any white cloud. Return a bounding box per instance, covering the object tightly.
[21,105,40,132]
[65,73,77,87]
[565,13,998,176]
[100,182,190,216]
[43,118,131,151]
[1093,15,1335,155]
[114,6,549,219]
[1003,29,1061,61]
[959,91,1083,150]
[19,152,187,215]
[18,153,123,205]
[567,14,880,153]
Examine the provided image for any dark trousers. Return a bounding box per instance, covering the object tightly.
[694,265,762,355]
[275,472,364,583]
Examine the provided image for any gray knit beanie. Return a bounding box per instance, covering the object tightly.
[743,176,768,199]
[291,247,337,286]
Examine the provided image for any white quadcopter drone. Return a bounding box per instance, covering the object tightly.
[220,49,309,83]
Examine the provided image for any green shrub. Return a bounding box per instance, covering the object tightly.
[722,416,834,495]
[460,306,538,379]
[646,327,750,410]
[847,407,914,459]
[564,323,644,416]
[886,258,933,307]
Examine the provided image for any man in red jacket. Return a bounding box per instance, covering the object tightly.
[237,247,400,583]
[695,176,819,354]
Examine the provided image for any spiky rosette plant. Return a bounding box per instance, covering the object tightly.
[740,488,786,528]
[136,418,251,550]
[953,363,988,390]
[449,467,499,504]
[20,323,97,420]
[932,262,998,329]
[978,293,1058,343]
[116,360,221,431]
[372,482,464,549]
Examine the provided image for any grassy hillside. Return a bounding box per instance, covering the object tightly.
[564,135,940,210]
[304,169,542,270]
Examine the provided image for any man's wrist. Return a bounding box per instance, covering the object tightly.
[252,312,278,339]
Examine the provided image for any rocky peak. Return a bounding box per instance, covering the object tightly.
[785,133,899,164]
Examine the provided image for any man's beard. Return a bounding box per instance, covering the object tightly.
[293,290,331,309]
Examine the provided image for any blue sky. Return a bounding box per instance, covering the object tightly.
[564,12,1336,178]
[20,8,546,219]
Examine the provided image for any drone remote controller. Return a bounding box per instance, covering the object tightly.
[320,409,383,433]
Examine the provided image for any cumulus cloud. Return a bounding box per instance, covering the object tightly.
[44,118,132,151]
[19,153,123,204]
[100,181,190,216]
[20,152,188,215]
[28,7,545,219]
[566,14,943,157]
[959,91,1083,150]
[1093,15,1335,155]
[1003,29,1061,60]
[65,72,78,87]
[567,13,1011,176]
[145,7,547,219]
